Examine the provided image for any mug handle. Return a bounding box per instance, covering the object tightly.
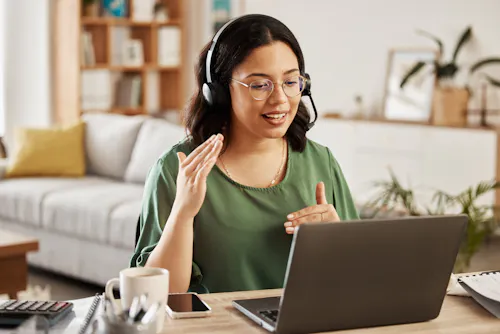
[104,278,122,314]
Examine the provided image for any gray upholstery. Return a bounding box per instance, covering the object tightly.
[0,115,183,285]
[41,179,143,245]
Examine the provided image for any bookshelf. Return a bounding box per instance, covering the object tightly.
[77,0,185,120]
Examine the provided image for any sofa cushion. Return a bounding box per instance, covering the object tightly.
[41,180,143,245]
[124,118,185,184]
[0,176,107,226]
[83,113,145,180]
[108,199,143,249]
[6,121,86,178]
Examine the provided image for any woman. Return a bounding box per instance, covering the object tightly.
[130,14,359,294]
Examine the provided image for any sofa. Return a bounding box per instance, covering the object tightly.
[0,114,186,286]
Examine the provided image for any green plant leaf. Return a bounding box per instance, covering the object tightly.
[431,190,456,214]
[469,57,500,74]
[416,29,444,56]
[486,75,500,87]
[369,171,499,273]
[436,62,459,79]
[452,26,472,63]
[400,62,427,89]
[474,180,498,198]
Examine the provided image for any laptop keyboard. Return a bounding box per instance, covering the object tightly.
[259,309,279,323]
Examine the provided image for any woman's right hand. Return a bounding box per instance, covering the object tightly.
[172,134,224,220]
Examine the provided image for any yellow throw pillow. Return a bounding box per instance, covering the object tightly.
[6,122,86,178]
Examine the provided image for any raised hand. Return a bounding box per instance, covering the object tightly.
[172,134,224,220]
[284,181,340,234]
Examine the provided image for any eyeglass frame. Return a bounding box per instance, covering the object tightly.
[230,75,307,101]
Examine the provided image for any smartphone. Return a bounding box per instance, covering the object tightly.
[166,292,212,319]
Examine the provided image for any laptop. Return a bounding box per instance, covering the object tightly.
[232,215,467,334]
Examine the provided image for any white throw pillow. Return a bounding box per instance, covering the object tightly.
[124,118,186,183]
[83,113,146,179]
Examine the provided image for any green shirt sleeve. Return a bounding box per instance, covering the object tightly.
[327,148,359,220]
[129,153,203,289]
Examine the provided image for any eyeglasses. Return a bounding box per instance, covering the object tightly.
[230,75,307,101]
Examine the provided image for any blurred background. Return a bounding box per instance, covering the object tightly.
[0,0,499,301]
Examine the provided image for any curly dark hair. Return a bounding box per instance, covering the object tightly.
[184,14,311,152]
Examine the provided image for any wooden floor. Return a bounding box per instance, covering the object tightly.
[26,267,102,301]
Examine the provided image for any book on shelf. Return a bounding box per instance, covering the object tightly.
[81,70,112,110]
[158,26,180,67]
[80,31,95,66]
[110,26,129,65]
[114,74,142,108]
[146,71,160,112]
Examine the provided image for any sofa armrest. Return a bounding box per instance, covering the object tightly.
[0,159,8,180]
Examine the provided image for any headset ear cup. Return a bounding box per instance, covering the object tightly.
[202,83,214,105]
[215,82,229,106]
[302,73,312,96]
[205,82,228,108]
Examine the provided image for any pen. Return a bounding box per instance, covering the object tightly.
[128,296,141,324]
[141,302,160,325]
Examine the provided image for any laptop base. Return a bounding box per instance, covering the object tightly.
[232,297,280,332]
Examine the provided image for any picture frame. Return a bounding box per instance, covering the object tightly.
[122,40,144,67]
[383,48,438,123]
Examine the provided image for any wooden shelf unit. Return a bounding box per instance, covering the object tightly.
[81,17,182,26]
[78,0,185,118]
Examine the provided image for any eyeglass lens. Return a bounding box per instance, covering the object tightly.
[249,76,305,100]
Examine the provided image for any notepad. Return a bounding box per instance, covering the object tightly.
[78,293,101,334]
[458,271,500,318]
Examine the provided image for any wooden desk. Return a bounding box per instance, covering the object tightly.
[0,230,39,299]
[162,289,499,333]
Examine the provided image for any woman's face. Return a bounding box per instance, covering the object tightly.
[229,41,302,140]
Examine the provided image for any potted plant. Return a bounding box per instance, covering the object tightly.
[363,169,500,273]
[400,26,500,127]
[82,0,100,17]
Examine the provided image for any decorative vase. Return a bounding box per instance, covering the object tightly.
[432,87,469,127]
[83,3,100,17]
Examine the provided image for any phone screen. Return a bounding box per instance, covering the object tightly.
[167,293,210,312]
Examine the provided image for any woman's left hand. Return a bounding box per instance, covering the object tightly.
[284,182,340,234]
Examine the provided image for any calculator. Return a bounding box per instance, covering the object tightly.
[0,300,74,327]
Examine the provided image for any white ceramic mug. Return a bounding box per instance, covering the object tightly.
[105,267,169,333]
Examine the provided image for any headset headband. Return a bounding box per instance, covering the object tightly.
[202,15,318,130]
[205,18,238,84]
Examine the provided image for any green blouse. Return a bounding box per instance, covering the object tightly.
[130,138,359,293]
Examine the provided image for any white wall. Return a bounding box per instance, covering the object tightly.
[308,118,497,207]
[0,0,5,136]
[238,0,500,117]
[3,0,52,149]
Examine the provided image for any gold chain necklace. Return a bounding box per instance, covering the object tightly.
[219,139,287,187]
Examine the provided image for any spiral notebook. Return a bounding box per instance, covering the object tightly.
[458,271,500,318]
[78,293,102,334]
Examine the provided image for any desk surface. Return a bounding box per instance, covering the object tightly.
[14,287,497,334]
[162,289,499,333]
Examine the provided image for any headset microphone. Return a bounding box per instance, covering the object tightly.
[202,14,318,130]
[301,73,318,130]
